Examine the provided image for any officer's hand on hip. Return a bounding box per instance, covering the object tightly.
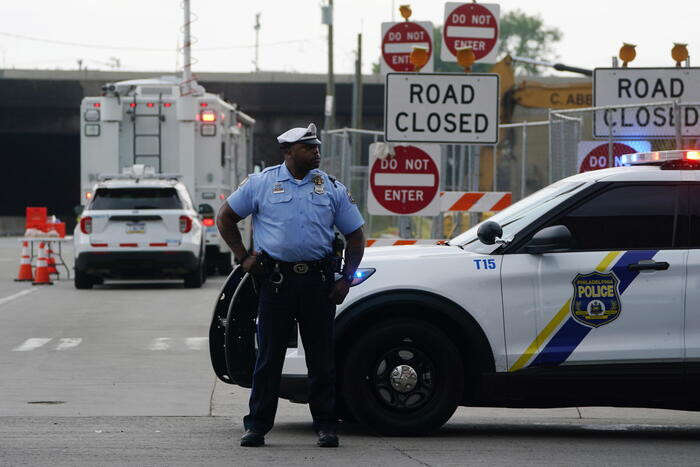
[329,279,351,305]
[241,251,262,275]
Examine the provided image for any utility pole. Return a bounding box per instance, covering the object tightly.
[322,0,335,131]
[351,33,363,168]
[181,0,194,95]
[253,13,261,72]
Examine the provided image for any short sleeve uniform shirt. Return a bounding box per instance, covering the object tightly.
[227,163,364,262]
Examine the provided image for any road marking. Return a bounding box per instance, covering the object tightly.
[13,338,52,351]
[148,337,172,351]
[185,337,208,350]
[55,338,82,351]
[0,289,38,307]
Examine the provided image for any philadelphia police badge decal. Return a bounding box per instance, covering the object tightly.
[571,271,621,328]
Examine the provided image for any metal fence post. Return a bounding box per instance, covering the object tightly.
[675,100,682,149]
[492,144,497,191]
[520,123,527,199]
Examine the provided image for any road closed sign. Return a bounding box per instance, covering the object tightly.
[381,21,434,74]
[384,72,499,144]
[441,2,500,64]
[594,68,700,138]
[367,143,441,216]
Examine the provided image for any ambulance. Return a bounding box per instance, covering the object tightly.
[79,76,254,274]
[210,149,700,435]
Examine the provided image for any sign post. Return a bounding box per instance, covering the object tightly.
[441,2,500,64]
[593,68,700,138]
[384,72,499,144]
[367,143,441,216]
[381,21,434,74]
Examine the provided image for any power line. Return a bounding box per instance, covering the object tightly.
[0,31,324,52]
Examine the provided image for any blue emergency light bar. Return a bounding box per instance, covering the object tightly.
[619,150,700,165]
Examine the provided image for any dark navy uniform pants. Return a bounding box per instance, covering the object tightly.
[243,270,337,434]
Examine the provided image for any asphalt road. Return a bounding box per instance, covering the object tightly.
[1,237,700,466]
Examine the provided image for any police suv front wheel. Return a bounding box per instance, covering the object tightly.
[341,319,464,436]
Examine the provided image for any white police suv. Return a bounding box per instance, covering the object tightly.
[74,165,205,289]
[210,150,700,435]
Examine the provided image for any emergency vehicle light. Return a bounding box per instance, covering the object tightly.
[146,102,155,108]
[85,191,92,200]
[163,102,172,108]
[93,103,101,108]
[201,110,216,122]
[202,218,215,227]
[200,102,208,107]
[350,268,376,287]
[619,150,700,165]
[130,103,137,108]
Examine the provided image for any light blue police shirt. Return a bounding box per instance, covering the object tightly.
[227,163,364,262]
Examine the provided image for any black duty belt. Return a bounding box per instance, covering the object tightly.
[273,258,332,275]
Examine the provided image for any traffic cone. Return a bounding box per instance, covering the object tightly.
[46,243,58,276]
[32,242,53,286]
[14,241,34,282]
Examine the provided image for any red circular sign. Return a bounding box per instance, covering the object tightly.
[370,146,439,214]
[579,143,637,172]
[443,3,498,61]
[382,22,432,72]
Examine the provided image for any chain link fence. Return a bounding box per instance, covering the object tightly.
[321,100,699,240]
[321,121,550,239]
[548,101,700,183]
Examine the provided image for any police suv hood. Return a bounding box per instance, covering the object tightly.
[340,243,498,313]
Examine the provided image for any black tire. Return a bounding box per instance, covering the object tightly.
[341,319,464,436]
[74,270,94,290]
[184,259,205,288]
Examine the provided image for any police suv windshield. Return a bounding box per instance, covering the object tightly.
[451,180,588,253]
[90,188,183,210]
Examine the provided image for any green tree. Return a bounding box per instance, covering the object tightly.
[497,9,562,75]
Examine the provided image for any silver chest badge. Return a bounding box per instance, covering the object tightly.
[312,175,325,194]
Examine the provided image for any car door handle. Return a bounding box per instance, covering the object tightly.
[627,260,670,271]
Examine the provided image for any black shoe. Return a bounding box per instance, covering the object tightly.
[317,430,339,448]
[240,429,265,447]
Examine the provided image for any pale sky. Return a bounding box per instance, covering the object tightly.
[1,0,698,76]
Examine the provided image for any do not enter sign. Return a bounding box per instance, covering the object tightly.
[441,2,500,64]
[367,143,441,216]
[577,140,651,173]
[381,21,434,74]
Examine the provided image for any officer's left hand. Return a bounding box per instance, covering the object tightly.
[329,279,351,305]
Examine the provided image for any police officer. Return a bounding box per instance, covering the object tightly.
[216,123,365,448]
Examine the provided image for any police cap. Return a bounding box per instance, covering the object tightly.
[277,123,321,146]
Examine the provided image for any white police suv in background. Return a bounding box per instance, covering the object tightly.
[74,165,205,289]
[211,150,700,435]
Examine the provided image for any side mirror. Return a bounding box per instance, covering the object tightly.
[477,221,503,245]
[524,225,572,254]
[74,205,84,216]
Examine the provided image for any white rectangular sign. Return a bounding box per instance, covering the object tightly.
[593,67,700,138]
[384,73,499,144]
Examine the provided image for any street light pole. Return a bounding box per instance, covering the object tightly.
[323,0,335,131]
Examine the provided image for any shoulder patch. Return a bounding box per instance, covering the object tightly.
[346,188,356,204]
